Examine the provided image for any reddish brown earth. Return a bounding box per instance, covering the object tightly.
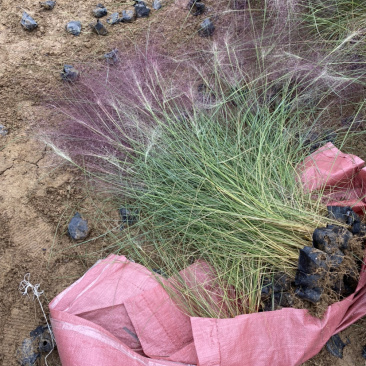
[0,0,364,365]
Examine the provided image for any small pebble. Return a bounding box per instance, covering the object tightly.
[66,21,82,36]
[135,1,150,17]
[61,65,79,82]
[68,212,89,240]
[40,1,56,10]
[104,49,119,64]
[121,9,136,22]
[21,12,38,31]
[0,125,8,137]
[198,18,215,37]
[90,19,108,35]
[153,0,162,10]
[93,4,108,18]
[107,12,120,25]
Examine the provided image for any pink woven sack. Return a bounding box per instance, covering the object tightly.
[50,144,366,366]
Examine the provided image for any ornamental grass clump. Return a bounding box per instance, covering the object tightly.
[45,42,344,318]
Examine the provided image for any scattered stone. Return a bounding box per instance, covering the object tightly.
[351,221,366,235]
[198,18,214,37]
[121,9,136,22]
[107,12,120,25]
[362,345,366,359]
[21,12,38,31]
[153,0,162,10]
[188,0,205,15]
[119,208,138,227]
[91,19,108,35]
[40,1,56,10]
[93,4,108,18]
[325,334,348,358]
[104,49,119,64]
[61,65,79,82]
[0,125,8,137]
[135,1,151,17]
[68,212,89,240]
[16,326,53,366]
[66,21,82,36]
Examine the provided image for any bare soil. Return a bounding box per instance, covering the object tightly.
[0,0,364,365]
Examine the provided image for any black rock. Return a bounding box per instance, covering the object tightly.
[61,65,79,82]
[327,206,360,226]
[104,49,119,64]
[121,9,136,22]
[66,21,82,36]
[135,2,150,17]
[21,12,38,31]
[119,208,138,227]
[68,212,89,240]
[328,250,344,269]
[0,124,8,137]
[325,334,347,358]
[188,0,205,15]
[91,19,108,35]
[297,246,328,274]
[40,1,56,10]
[107,12,120,25]
[295,286,322,303]
[153,0,162,10]
[362,345,366,360]
[198,18,215,37]
[93,4,108,18]
[16,326,53,366]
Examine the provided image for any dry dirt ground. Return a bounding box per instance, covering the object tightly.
[0,0,365,365]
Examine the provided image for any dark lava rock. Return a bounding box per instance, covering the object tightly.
[91,19,108,35]
[121,9,136,22]
[119,208,138,227]
[66,20,82,36]
[104,49,119,64]
[153,0,162,10]
[272,272,292,293]
[295,286,322,303]
[0,124,8,137]
[327,206,360,226]
[68,212,89,240]
[40,1,56,10]
[362,345,366,359]
[325,334,348,359]
[198,18,215,37]
[107,12,120,25]
[297,246,328,274]
[188,0,205,15]
[21,12,38,31]
[135,1,151,17]
[93,4,108,18]
[61,65,79,82]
